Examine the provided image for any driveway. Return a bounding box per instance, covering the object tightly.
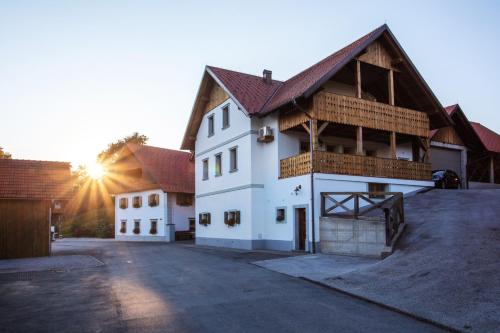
[0,239,446,333]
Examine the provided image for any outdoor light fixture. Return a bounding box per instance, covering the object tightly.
[292,185,302,195]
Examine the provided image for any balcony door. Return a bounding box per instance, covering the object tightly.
[295,208,307,251]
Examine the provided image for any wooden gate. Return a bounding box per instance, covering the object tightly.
[0,199,50,259]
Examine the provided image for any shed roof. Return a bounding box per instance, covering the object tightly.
[470,122,500,154]
[0,159,73,200]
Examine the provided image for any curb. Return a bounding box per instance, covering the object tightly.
[299,277,465,333]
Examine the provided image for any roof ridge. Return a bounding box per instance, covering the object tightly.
[206,65,284,83]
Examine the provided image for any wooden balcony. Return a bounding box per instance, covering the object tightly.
[280,151,431,181]
[279,92,429,138]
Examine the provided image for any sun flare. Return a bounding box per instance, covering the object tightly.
[88,162,105,180]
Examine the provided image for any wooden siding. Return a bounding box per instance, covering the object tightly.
[0,199,50,259]
[432,126,464,146]
[280,151,431,180]
[357,41,393,69]
[279,110,309,132]
[313,92,429,137]
[203,84,229,114]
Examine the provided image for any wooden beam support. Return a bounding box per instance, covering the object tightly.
[390,131,397,159]
[311,119,319,151]
[388,69,395,106]
[301,123,310,134]
[317,121,330,136]
[356,126,363,155]
[355,60,362,99]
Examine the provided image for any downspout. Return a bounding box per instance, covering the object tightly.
[292,99,316,254]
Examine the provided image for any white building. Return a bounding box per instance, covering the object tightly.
[111,143,195,241]
[181,24,451,251]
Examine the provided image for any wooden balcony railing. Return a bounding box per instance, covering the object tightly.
[280,151,431,180]
[280,92,429,137]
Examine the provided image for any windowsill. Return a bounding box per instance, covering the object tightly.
[215,174,222,177]
[222,125,230,130]
[202,177,209,181]
[208,133,214,138]
[229,169,238,173]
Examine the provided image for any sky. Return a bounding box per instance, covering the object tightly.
[1,0,500,168]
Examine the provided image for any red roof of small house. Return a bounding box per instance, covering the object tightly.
[120,144,194,193]
[0,159,73,200]
[470,122,500,154]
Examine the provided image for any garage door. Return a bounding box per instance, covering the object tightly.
[430,147,461,176]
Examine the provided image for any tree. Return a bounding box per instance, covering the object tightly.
[0,147,12,159]
[97,132,148,164]
[72,164,90,189]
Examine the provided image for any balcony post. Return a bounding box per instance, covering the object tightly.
[390,131,397,159]
[311,118,319,151]
[388,69,395,106]
[356,126,363,155]
[356,60,362,98]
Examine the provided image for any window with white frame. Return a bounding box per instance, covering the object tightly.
[132,196,142,208]
[119,198,128,209]
[224,210,241,227]
[199,212,211,226]
[276,207,286,223]
[148,193,160,207]
[120,220,127,233]
[215,153,222,177]
[229,147,237,172]
[133,219,141,234]
[222,105,229,129]
[149,219,158,235]
[202,158,209,180]
[208,114,214,136]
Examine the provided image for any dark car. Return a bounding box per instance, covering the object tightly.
[432,170,461,189]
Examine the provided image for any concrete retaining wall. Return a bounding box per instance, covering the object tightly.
[320,217,389,257]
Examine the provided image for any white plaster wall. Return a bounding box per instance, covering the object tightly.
[168,193,195,231]
[195,97,255,241]
[115,189,167,237]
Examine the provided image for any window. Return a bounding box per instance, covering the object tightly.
[189,218,196,232]
[276,208,286,223]
[149,219,158,235]
[222,105,230,129]
[119,198,128,209]
[132,196,142,208]
[120,220,127,233]
[148,194,160,207]
[202,158,209,180]
[133,219,141,234]
[368,183,388,199]
[215,153,222,176]
[229,147,238,172]
[208,114,214,136]
[224,210,241,227]
[199,213,211,226]
[176,193,193,206]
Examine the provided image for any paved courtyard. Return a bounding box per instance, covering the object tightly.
[0,239,448,333]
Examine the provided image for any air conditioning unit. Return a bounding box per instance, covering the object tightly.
[257,126,274,143]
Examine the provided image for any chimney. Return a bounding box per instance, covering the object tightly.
[263,69,272,84]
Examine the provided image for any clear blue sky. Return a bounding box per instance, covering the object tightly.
[1,0,499,167]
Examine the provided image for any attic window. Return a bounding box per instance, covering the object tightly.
[119,198,128,209]
[148,194,159,207]
[132,196,142,208]
[208,114,214,137]
[222,105,230,129]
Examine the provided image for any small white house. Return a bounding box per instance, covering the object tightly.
[111,143,195,241]
[181,24,451,252]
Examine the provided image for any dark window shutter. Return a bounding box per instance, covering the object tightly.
[208,213,211,224]
[199,213,202,224]
[235,211,241,224]
[224,211,228,223]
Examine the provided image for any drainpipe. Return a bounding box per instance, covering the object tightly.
[292,99,316,254]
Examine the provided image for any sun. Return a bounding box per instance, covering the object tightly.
[87,162,106,180]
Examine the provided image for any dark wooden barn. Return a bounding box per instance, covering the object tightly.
[0,159,73,259]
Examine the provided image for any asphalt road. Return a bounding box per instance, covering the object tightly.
[0,239,447,333]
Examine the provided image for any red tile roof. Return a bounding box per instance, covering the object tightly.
[0,159,73,200]
[470,122,500,154]
[262,25,386,113]
[124,144,194,193]
[443,104,458,116]
[207,66,282,115]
